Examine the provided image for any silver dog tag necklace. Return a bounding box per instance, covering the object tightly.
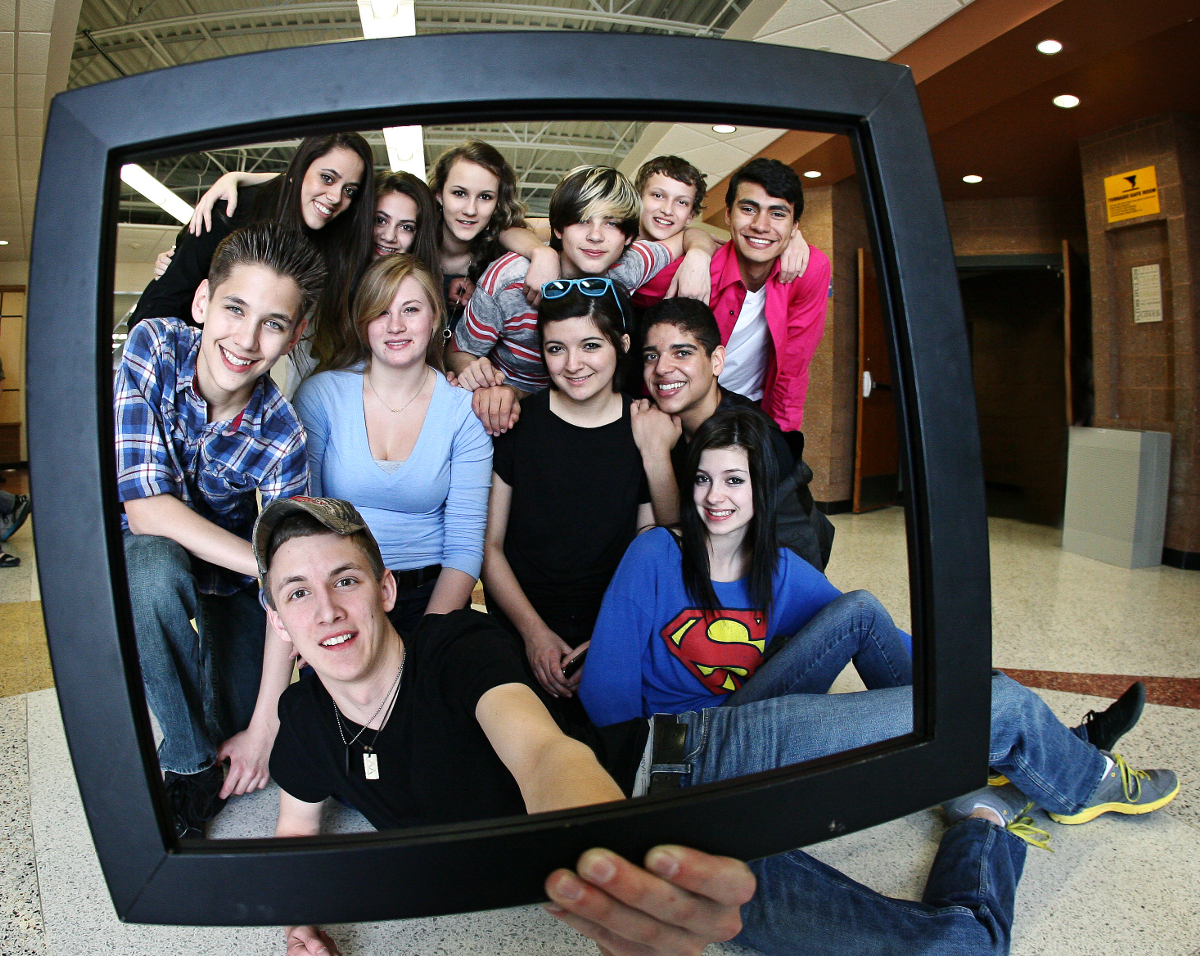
[333,651,404,780]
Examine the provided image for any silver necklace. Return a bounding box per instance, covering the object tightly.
[365,366,430,415]
[333,652,404,780]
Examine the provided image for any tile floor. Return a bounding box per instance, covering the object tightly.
[4,496,1199,955]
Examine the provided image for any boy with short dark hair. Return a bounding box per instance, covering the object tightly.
[115,220,326,838]
[631,297,833,569]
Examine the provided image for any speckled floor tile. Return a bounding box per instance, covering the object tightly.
[0,694,49,956]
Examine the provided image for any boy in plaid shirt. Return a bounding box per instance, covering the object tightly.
[115,221,325,838]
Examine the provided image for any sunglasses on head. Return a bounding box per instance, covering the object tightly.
[541,277,628,331]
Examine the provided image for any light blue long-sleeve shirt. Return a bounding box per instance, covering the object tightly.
[293,368,492,577]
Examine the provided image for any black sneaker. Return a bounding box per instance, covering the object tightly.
[0,494,30,542]
[164,764,227,839]
[1080,681,1146,752]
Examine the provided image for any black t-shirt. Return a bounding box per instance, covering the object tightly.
[129,185,266,328]
[670,388,795,487]
[492,390,651,636]
[270,609,648,832]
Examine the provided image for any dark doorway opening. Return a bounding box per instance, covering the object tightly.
[957,253,1090,526]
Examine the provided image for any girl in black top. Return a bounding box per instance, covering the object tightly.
[484,278,654,699]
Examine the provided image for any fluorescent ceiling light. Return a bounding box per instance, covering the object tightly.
[1053,94,1080,109]
[712,124,737,134]
[358,0,425,178]
[120,164,194,224]
[1037,39,1063,55]
[962,175,983,184]
[0,240,9,246]
[803,170,821,179]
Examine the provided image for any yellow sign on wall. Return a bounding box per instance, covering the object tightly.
[1104,166,1160,223]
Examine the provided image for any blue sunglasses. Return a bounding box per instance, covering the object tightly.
[541,277,629,331]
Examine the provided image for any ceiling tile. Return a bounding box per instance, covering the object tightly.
[759,14,891,58]
[727,129,785,152]
[0,0,12,31]
[654,125,719,155]
[677,141,757,178]
[846,0,963,53]
[0,135,15,161]
[16,30,49,73]
[759,0,840,35]
[0,74,12,101]
[17,0,52,33]
[826,0,889,10]
[0,32,14,74]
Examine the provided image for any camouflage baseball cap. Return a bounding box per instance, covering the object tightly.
[252,496,376,581]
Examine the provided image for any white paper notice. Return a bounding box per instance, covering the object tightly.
[1132,264,1163,324]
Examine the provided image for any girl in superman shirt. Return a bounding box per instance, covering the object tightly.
[579,405,913,727]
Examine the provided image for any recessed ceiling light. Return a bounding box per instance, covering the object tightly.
[1053,94,1080,109]
[803,170,821,179]
[1036,39,1063,55]
[962,175,983,184]
[0,240,8,246]
[712,124,737,134]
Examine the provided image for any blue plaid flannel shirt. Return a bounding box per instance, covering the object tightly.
[115,317,308,596]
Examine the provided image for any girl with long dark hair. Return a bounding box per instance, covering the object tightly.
[579,405,912,726]
[132,132,376,375]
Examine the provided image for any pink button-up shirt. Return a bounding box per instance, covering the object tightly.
[639,242,830,431]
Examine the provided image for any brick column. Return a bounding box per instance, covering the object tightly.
[1080,112,1200,565]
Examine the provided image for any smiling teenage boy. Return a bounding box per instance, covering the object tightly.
[448,165,717,435]
[254,496,751,955]
[116,221,326,838]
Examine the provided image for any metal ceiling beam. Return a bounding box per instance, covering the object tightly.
[75,0,727,54]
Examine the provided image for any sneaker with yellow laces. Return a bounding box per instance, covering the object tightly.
[1047,752,1179,825]
[942,783,1053,851]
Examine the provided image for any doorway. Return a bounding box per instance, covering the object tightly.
[957,253,1087,526]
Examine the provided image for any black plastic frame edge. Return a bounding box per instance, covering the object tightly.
[26,31,991,926]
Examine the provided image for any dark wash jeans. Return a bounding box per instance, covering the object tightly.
[123,530,265,775]
[661,672,1105,955]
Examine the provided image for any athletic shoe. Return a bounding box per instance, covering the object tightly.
[1080,681,1146,752]
[0,494,30,542]
[1048,752,1179,825]
[943,783,1051,850]
[164,764,227,839]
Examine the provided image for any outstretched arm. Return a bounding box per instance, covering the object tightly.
[476,682,624,813]
[498,226,560,305]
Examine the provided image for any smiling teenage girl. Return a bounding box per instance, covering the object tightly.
[482,278,655,699]
[131,133,375,376]
[292,255,491,633]
[579,405,912,726]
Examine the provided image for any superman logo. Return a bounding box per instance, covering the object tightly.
[660,607,767,696]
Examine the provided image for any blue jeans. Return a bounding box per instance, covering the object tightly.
[123,531,266,775]
[665,673,1106,955]
[727,590,912,706]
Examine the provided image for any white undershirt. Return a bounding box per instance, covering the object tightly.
[719,285,769,401]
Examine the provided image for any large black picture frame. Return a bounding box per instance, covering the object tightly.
[26,31,991,926]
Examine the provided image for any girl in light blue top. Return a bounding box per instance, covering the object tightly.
[293,254,491,633]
